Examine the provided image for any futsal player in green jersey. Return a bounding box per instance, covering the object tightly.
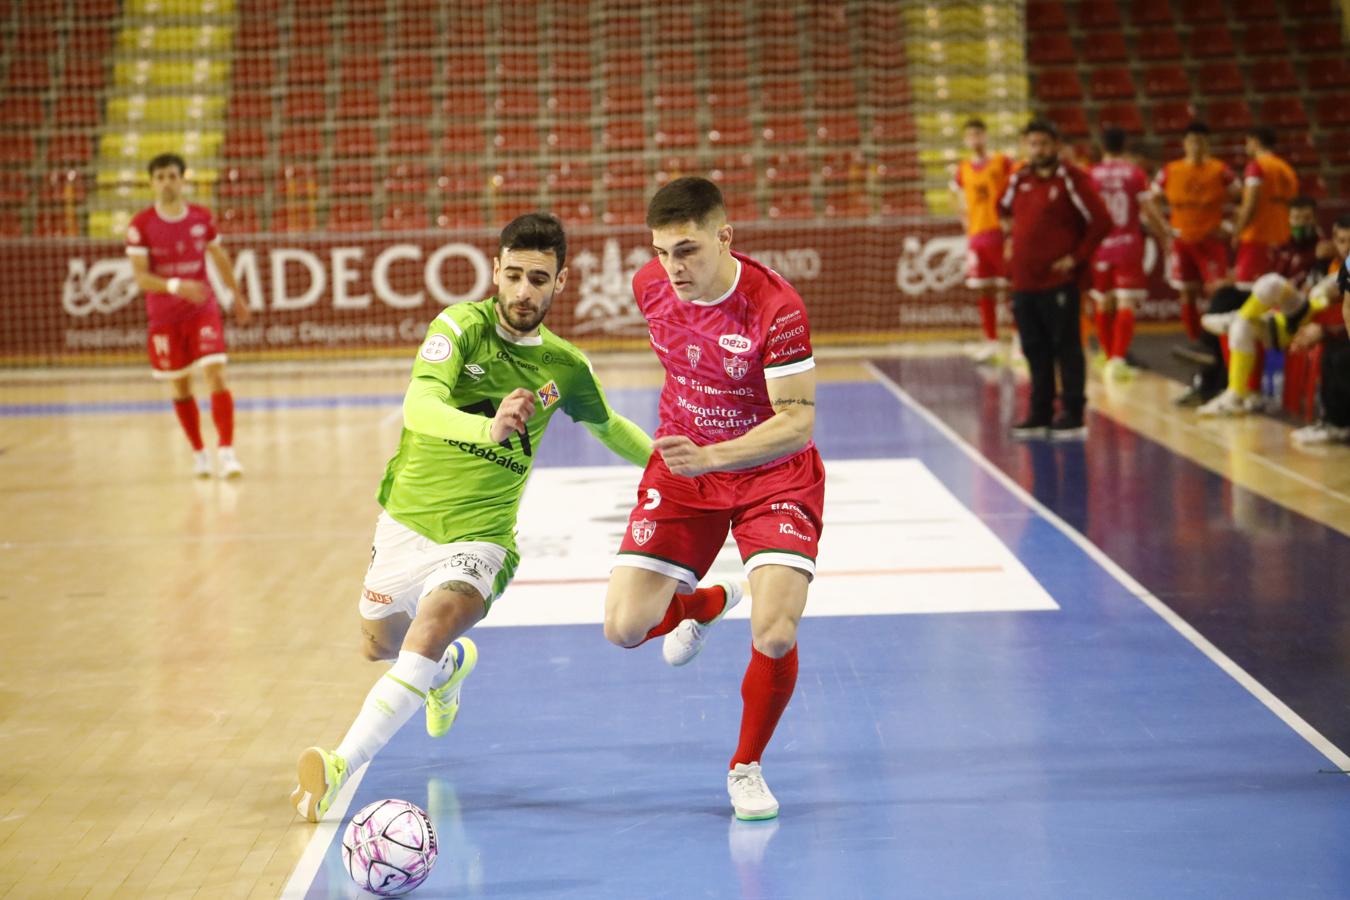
[291,214,652,822]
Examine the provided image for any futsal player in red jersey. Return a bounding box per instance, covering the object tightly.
[602,177,825,821]
[126,153,253,478]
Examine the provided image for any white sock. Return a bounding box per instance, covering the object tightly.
[336,651,440,772]
[430,641,460,691]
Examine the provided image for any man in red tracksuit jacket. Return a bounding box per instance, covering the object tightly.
[999,119,1112,440]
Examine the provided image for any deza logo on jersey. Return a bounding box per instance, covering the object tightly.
[718,334,753,354]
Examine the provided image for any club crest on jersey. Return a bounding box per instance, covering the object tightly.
[718,333,753,354]
[190,224,206,237]
[723,355,749,380]
[631,518,657,546]
[419,333,453,362]
[536,380,561,409]
[686,344,701,367]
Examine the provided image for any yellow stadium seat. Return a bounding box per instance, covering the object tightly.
[124,0,237,15]
[114,59,229,89]
[107,95,225,125]
[118,25,233,53]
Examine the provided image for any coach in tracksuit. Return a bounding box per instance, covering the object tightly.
[999,119,1111,439]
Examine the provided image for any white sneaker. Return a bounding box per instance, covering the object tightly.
[1292,422,1350,445]
[1201,311,1237,336]
[727,762,779,820]
[1197,390,1250,417]
[1103,357,1136,382]
[217,446,244,478]
[192,449,213,478]
[662,580,744,667]
[972,341,1002,364]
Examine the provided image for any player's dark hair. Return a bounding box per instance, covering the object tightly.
[1334,214,1350,231]
[147,153,186,176]
[646,176,726,229]
[499,212,567,268]
[963,117,987,132]
[1101,127,1127,155]
[1290,195,1316,211]
[1247,126,1277,149]
[1022,118,1059,140]
[1183,120,1210,136]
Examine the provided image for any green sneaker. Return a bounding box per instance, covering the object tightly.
[291,746,347,823]
[425,638,478,738]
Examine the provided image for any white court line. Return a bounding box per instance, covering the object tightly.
[278,763,371,899]
[865,360,1350,774]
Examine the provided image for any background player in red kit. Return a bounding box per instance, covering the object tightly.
[602,177,824,821]
[126,153,253,478]
[1089,127,1168,381]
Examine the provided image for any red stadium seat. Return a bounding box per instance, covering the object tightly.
[601,118,645,152]
[1308,58,1350,90]
[760,41,802,75]
[1177,0,1225,21]
[47,134,93,165]
[0,96,43,126]
[1324,130,1350,165]
[1098,102,1145,133]
[1279,134,1321,168]
[1028,33,1075,66]
[218,165,266,199]
[872,112,916,144]
[880,189,924,217]
[1207,99,1253,132]
[758,7,801,37]
[708,116,754,148]
[602,158,649,192]
[283,88,326,122]
[238,20,280,51]
[762,114,808,147]
[1142,65,1191,97]
[547,123,592,152]
[389,123,436,157]
[602,51,643,80]
[442,87,486,120]
[553,198,594,227]
[1289,23,1344,53]
[6,57,51,89]
[653,84,698,112]
[1284,0,1336,14]
[547,53,591,82]
[654,115,699,149]
[224,126,268,159]
[809,42,855,73]
[385,162,435,197]
[1035,69,1083,102]
[1239,26,1287,56]
[868,75,911,108]
[40,168,87,203]
[651,50,697,79]
[336,87,381,120]
[280,124,324,159]
[761,80,806,112]
[707,82,751,112]
[546,160,592,194]
[393,54,436,87]
[1129,0,1173,24]
[1258,96,1308,129]
[0,210,23,238]
[229,91,271,121]
[496,86,538,118]
[493,124,539,156]
[815,76,858,110]
[1186,24,1234,59]
[1136,28,1183,61]
[1314,94,1350,127]
[329,202,373,233]
[875,149,920,184]
[218,205,260,234]
[602,83,645,115]
[0,171,30,204]
[1194,62,1243,95]
[710,152,757,188]
[1299,173,1326,199]
[34,210,81,237]
[765,152,810,188]
[1076,1,1122,29]
[548,87,592,116]
[346,19,389,50]
[1249,59,1298,93]
[1045,105,1089,138]
[1080,31,1134,63]
[817,113,862,145]
[1026,0,1069,30]
[292,19,330,48]
[67,26,112,56]
[14,25,59,55]
[274,202,318,233]
[287,52,328,86]
[382,204,430,232]
[823,189,872,219]
[438,201,487,230]
[601,195,647,226]
[335,124,378,158]
[767,193,815,221]
[1089,67,1135,100]
[1229,0,1278,18]
[445,51,488,85]
[442,122,481,154]
[339,53,382,86]
[389,87,433,120]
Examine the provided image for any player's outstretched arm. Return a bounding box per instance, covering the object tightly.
[655,369,815,478]
[207,242,252,324]
[582,413,653,467]
[403,377,535,445]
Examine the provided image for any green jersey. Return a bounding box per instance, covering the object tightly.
[378,297,615,551]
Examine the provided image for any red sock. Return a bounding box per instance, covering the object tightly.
[977,295,997,342]
[1220,334,1230,366]
[639,586,727,645]
[1095,308,1115,354]
[1249,346,1264,393]
[173,397,204,451]
[210,390,234,447]
[731,644,798,768]
[1181,299,1201,341]
[1111,307,1135,360]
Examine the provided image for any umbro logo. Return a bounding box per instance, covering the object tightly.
[463,363,486,380]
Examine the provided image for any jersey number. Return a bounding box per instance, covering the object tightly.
[459,398,533,457]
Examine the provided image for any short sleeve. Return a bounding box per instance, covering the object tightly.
[952,163,965,189]
[1244,160,1263,185]
[997,173,1016,217]
[203,210,220,244]
[762,289,814,380]
[409,308,473,389]
[125,216,148,256]
[560,356,613,425]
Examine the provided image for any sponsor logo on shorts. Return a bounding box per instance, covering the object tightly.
[723,355,749,380]
[631,518,657,546]
[778,522,813,541]
[152,334,170,357]
[446,552,488,581]
[537,380,561,409]
[201,324,218,340]
[362,587,394,605]
[719,333,753,354]
[771,501,808,520]
[420,333,453,363]
[686,344,701,367]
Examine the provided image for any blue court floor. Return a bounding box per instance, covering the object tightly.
[287,366,1350,900]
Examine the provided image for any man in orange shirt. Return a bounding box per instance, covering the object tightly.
[1152,121,1237,341]
[1232,126,1299,291]
[951,117,1013,362]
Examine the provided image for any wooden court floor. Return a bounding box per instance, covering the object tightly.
[0,352,1346,898]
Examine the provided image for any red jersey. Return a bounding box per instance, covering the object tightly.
[125,203,220,326]
[633,251,815,467]
[998,161,1112,292]
[1089,158,1150,249]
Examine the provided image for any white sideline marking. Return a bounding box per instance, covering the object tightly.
[864,360,1350,774]
[278,764,370,899]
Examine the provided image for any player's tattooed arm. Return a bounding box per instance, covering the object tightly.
[771,398,816,409]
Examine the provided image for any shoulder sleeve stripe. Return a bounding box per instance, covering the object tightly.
[1061,169,1094,222]
[436,311,464,336]
[764,356,815,379]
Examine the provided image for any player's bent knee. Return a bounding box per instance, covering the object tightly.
[752,622,798,659]
[603,607,653,648]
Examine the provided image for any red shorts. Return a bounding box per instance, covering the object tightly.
[965,229,1008,289]
[147,303,227,379]
[1167,237,1229,289]
[616,446,826,593]
[1233,242,1274,288]
[1091,236,1148,298]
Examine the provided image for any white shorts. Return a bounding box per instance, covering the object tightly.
[358,511,516,620]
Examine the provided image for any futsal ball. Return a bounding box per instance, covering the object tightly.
[341,799,438,896]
